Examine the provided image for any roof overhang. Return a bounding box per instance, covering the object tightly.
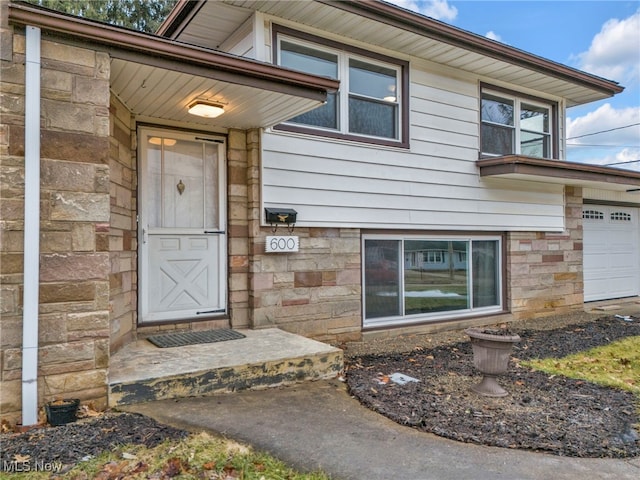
[160,0,623,107]
[8,2,340,129]
[478,156,640,193]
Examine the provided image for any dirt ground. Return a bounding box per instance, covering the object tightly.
[345,314,640,458]
[1,313,639,472]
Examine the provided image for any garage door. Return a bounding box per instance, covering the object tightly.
[583,205,640,302]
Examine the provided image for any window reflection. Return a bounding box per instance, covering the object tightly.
[364,240,402,318]
[403,240,469,314]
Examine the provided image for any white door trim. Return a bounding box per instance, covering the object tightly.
[137,127,227,323]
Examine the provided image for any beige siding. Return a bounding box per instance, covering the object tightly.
[255,18,567,232]
[262,63,565,231]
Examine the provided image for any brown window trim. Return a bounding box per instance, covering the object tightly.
[272,24,410,149]
[479,82,559,160]
[361,231,507,324]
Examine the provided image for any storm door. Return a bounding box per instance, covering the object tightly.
[138,128,226,324]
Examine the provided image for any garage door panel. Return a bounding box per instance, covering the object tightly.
[583,205,639,302]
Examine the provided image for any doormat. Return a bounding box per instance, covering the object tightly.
[147,329,246,348]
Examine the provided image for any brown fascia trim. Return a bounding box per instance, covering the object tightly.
[155,0,203,37]
[320,0,623,97]
[8,2,339,98]
[477,156,640,188]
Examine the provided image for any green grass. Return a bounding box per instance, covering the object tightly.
[0,432,331,480]
[522,336,640,394]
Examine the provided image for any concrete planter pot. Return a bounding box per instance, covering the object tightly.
[465,328,521,397]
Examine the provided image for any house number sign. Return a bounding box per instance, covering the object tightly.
[266,236,299,253]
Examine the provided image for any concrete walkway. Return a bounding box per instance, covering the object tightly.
[126,379,640,480]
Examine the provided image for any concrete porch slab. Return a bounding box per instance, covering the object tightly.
[108,328,343,407]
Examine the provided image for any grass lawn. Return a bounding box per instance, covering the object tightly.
[1,432,330,480]
[522,335,640,395]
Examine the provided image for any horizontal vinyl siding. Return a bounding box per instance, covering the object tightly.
[262,64,565,231]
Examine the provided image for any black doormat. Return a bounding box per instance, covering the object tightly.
[147,329,246,348]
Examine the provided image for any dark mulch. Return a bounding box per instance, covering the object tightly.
[346,316,640,458]
[0,413,189,471]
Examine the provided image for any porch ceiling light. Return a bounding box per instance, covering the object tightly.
[188,101,225,118]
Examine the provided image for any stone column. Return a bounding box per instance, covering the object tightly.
[0,29,111,422]
[508,186,584,320]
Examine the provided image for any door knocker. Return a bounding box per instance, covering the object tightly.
[177,179,185,195]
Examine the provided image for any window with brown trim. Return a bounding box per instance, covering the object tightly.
[363,235,503,328]
[273,25,409,148]
[481,86,556,159]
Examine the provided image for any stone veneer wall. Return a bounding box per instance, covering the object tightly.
[0,22,111,422]
[244,130,362,343]
[507,186,584,319]
[108,94,137,352]
[226,129,252,329]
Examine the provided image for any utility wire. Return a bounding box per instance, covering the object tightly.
[603,159,640,166]
[567,143,640,148]
[567,122,640,140]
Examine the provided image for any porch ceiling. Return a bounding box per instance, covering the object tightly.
[110,58,328,129]
[478,156,640,193]
[8,2,340,131]
[161,0,622,107]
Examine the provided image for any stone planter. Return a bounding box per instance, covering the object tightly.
[465,328,521,397]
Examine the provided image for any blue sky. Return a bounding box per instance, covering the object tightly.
[388,0,640,171]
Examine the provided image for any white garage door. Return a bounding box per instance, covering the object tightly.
[583,205,640,302]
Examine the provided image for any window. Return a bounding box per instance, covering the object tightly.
[481,87,554,158]
[274,26,408,146]
[583,210,604,220]
[611,212,632,222]
[364,236,503,327]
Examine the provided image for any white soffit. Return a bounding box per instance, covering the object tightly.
[485,173,639,192]
[110,59,324,129]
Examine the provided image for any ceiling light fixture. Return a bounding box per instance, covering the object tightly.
[188,101,225,118]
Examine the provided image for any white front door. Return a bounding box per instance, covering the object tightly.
[138,128,227,323]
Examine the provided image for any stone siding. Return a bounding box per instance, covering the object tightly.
[507,186,584,319]
[227,129,251,329]
[108,94,137,353]
[248,227,363,342]
[0,25,111,422]
[244,131,361,342]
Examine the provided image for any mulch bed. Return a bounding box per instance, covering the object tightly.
[0,413,188,472]
[346,315,640,458]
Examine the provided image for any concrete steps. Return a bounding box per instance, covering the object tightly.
[108,328,343,407]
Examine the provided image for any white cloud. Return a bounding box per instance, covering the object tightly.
[386,0,458,21]
[567,103,640,171]
[575,10,640,85]
[485,31,502,42]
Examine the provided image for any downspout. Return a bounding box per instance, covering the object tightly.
[21,25,41,427]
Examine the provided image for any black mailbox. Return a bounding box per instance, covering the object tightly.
[265,208,297,224]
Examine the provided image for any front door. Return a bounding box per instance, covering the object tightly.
[138,128,227,324]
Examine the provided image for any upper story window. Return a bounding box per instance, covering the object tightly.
[481,86,556,159]
[274,25,409,147]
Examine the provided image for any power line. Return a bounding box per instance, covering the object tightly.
[603,159,640,166]
[567,143,640,148]
[566,122,640,140]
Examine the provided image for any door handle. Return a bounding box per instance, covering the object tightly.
[204,230,225,234]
